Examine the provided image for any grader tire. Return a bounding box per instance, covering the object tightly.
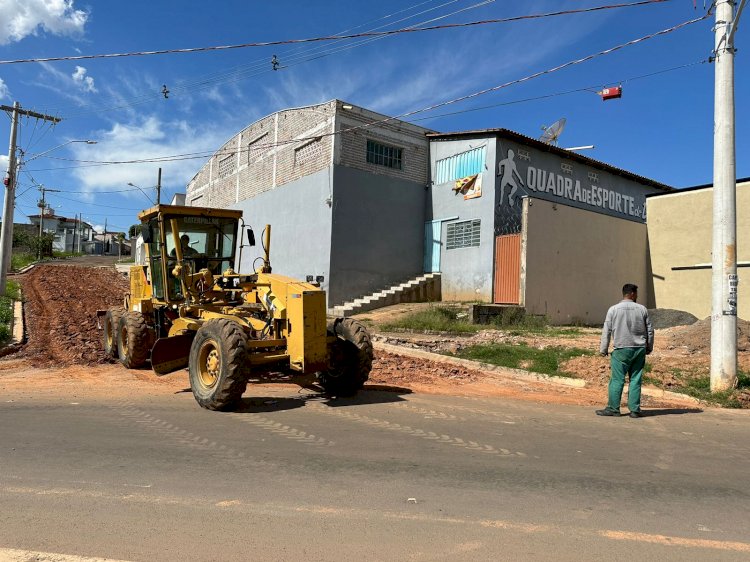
[103,307,124,358]
[188,319,249,411]
[318,318,373,397]
[117,311,151,369]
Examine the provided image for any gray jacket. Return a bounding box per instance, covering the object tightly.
[600,299,654,354]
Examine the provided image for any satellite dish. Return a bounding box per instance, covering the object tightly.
[539,118,567,146]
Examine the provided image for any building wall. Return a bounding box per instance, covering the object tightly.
[428,136,497,301]
[187,101,336,208]
[231,168,333,297]
[328,165,426,306]
[646,180,749,320]
[522,197,651,325]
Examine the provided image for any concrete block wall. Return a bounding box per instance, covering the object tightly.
[186,101,336,207]
[336,106,430,187]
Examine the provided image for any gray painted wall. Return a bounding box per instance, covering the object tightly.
[231,168,333,296]
[428,137,497,301]
[329,165,426,306]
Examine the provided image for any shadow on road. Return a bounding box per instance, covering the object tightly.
[642,408,703,417]
[230,384,412,414]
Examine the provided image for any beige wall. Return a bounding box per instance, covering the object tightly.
[522,197,650,325]
[646,180,749,320]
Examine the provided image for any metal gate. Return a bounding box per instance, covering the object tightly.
[493,234,521,304]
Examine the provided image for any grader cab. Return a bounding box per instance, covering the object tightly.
[98,204,372,411]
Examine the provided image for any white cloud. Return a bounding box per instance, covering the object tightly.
[0,153,8,172]
[0,0,88,45]
[0,77,9,100]
[70,116,231,196]
[72,65,96,92]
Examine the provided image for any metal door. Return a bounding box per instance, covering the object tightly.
[494,234,521,304]
[423,220,442,273]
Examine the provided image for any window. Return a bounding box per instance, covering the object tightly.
[588,171,599,183]
[435,146,486,184]
[517,149,531,161]
[561,162,573,175]
[218,154,236,179]
[295,138,323,166]
[366,139,402,169]
[446,219,481,250]
[247,132,269,163]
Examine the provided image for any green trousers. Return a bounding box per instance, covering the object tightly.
[606,347,646,413]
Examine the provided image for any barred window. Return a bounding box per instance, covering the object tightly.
[295,138,323,166]
[446,219,481,250]
[366,139,402,170]
[218,154,236,179]
[561,162,573,175]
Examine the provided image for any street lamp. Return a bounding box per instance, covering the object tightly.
[23,139,97,163]
[127,182,155,205]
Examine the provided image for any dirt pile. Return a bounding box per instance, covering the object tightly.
[663,318,750,353]
[648,308,699,330]
[370,352,481,386]
[19,265,129,367]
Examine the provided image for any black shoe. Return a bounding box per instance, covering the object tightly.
[595,409,621,417]
[629,411,643,418]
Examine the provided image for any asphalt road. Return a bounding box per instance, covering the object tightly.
[1,385,749,561]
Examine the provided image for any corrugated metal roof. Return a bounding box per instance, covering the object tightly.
[426,128,674,193]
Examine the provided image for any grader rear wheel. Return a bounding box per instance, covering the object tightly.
[188,319,249,411]
[318,318,373,397]
[103,308,124,358]
[117,311,152,368]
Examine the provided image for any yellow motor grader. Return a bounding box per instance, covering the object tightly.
[98,204,372,411]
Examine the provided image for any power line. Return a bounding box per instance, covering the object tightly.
[0,1,671,65]
[52,0,487,118]
[25,13,709,171]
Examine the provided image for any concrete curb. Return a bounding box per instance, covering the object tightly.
[374,341,587,388]
[16,263,36,274]
[640,386,700,405]
[12,296,23,344]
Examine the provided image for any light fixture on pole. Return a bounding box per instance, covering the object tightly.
[23,139,97,163]
[127,182,155,205]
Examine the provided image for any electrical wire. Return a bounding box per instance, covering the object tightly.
[25,13,709,170]
[41,0,471,117]
[0,0,671,65]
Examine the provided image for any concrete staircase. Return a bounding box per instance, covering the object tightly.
[328,273,441,317]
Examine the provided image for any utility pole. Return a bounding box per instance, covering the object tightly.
[710,0,745,392]
[156,167,162,205]
[0,103,60,294]
[36,185,61,259]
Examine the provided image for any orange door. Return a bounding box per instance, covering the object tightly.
[494,234,521,304]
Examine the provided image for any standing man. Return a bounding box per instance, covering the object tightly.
[596,283,654,418]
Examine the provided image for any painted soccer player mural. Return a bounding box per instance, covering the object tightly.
[497,149,526,207]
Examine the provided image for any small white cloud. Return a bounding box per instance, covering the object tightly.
[0,0,88,45]
[0,153,8,171]
[70,116,231,195]
[0,77,8,100]
[72,65,96,92]
[92,224,104,234]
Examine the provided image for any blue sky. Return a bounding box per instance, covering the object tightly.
[0,0,747,233]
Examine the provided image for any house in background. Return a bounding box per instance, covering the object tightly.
[28,209,95,253]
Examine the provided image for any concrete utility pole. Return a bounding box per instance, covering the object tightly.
[0,103,61,294]
[156,167,162,205]
[0,102,20,296]
[711,0,745,392]
[36,185,61,259]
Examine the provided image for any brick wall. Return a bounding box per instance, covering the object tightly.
[185,100,431,208]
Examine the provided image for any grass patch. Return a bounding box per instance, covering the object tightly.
[11,252,36,271]
[453,343,594,377]
[648,368,750,408]
[380,304,584,337]
[381,306,480,334]
[0,280,20,344]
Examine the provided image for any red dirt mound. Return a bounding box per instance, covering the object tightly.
[19,265,129,367]
[663,318,750,353]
